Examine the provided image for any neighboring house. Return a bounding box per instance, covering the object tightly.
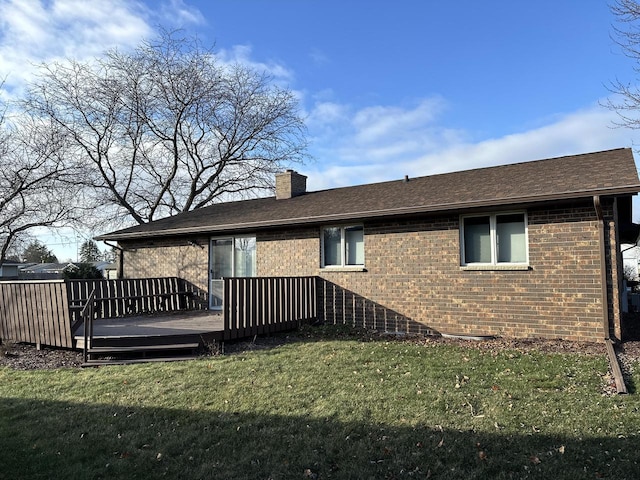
[102,262,118,279]
[91,261,115,278]
[0,261,28,279]
[19,263,77,279]
[19,261,110,279]
[96,148,640,342]
[621,241,640,312]
[622,242,640,280]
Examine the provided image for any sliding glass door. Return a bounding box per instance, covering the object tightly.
[209,237,256,309]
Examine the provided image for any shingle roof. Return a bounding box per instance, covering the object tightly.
[97,148,640,241]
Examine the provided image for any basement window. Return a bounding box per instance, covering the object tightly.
[322,225,364,267]
[461,212,528,266]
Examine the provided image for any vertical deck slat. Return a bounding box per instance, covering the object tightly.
[57,282,73,347]
[38,281,53,347]
[0,284,7,340]
[6,285,14,339]
[24,283,38,344]
[8,284,22,342]
[47,282,61,346]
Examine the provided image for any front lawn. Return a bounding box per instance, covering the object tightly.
[1,328,639,479]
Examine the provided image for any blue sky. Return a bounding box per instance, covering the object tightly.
[0,0,638,260]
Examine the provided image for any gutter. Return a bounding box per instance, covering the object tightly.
[594,195,628,394]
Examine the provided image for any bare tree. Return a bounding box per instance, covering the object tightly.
[607,0,640,128]
[22,30,308,228]
[0,98,79,263]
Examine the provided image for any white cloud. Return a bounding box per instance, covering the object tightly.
[351,98,446,144]
[0,0,206,97]
[306,97,467,173]
[215,44,293,82]
[160,0,205,26]
[403,105,635,176]
[305,101,636,191]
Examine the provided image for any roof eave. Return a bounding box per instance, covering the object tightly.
[96,185,640,242]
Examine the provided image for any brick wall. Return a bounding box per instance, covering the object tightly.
[257,201,615,342]
[118,199,623,342]
[275,170,307,200]
[119,236,210,293]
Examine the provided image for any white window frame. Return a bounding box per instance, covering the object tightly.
[209,235,256,310]
[460,212,529,266]
[321,225,365,268]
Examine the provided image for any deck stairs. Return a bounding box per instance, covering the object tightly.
[77,334,202,366]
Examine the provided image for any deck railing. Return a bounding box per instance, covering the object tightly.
[1,276,318,349]
[0,277,207,349]
[0,280,74,348]
[223,276,317,340]
[67,277,207,327]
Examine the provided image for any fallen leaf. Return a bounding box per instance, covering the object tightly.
[530,456,541,464]
[303,468,317,479]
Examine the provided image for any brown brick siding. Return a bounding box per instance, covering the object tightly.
[118,199,622,342]
[257,202,614,342]
[258,228,318,276]
[119,236,210,293]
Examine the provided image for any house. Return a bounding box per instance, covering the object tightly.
[96,148,640,342]
[19,261,111,280]
[0,261,27,279]
[18,262,76,279]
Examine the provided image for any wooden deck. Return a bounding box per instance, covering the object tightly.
[74,310,224,349]
[0,276,318,364]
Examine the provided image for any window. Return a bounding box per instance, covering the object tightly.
[210,236,256,309]
[322,225,364,267]
[461,213,527,265]
[233,237,256,277]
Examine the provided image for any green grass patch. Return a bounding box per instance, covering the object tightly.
[1,328,640,479]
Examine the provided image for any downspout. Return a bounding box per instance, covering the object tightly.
[594,195,628,394]
[593,196,610,341]
[103,240,125,279]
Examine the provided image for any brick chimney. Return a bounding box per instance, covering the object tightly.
[275,170,307,200]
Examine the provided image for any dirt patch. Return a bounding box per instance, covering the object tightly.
[0,342,82,370]
[414,335,609,356]
[2,330,640,379]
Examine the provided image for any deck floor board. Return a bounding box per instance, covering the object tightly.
[75,310,223,339]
